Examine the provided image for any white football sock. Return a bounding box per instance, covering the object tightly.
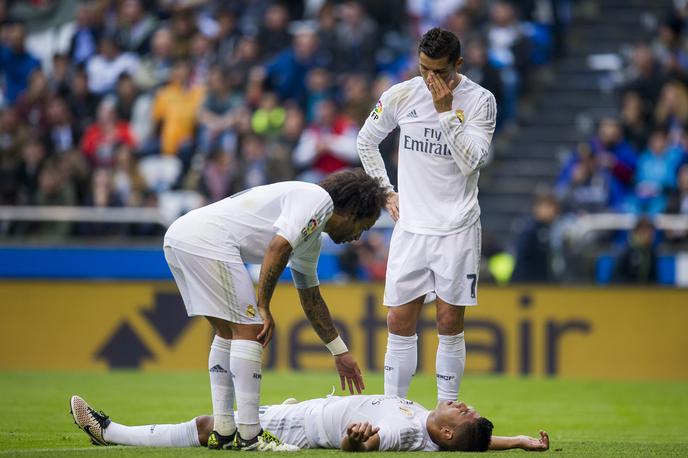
[209,335,235,436]
[231,339,263,440]
[103,418,200,447]
[384,333,417,398]
[436,332,466,401]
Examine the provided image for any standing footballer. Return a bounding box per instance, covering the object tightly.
[357,28,497,401]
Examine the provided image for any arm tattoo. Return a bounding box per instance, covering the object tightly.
[257,246,291,308]
[298,287,338,343]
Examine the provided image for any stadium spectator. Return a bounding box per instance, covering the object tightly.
[304,67,333,123]
[667,164,688,215]
[199,149,236,202]
[264,104,304,183]
[558,118,637,210]
[32,158,77,236]
[114,0,158,56]
[112,145,147,207]
[665,164,688,242]
[223,36,261,90]
[625,128,684,215]
[654,80,688,144]
[340,73,374,126]
[168,4,198,59]
[484,1,531,123]
[444,8,476,42]
[67,69,100,133]
[14,139,47,205]
[14,69,50,135]
[257,3,291,59]
[293,99,359,182]
[332,1,380,77]
[215,6,242,62]
[511,193,561,283]
[134,27,174,91]
[56,148,91,206]
[150,59,205,165]
[236,133,269,190]
[652,16,688,81]
[78,167,125,236]
[620,45,662,107]
[620,91,652,153]
[197,66,242,156]
[0,20,41,104]
[112,73,140,123]
[80,99,136,169]
[0,107,30,203]
[614,217,657,284]
[555,142,611,215]
[250,91,285,137]
[189,32,215,86]
[48,53,71,95]
[263,24,329,104]
[407,0,466,38]
[339,231,390,281]
[43,96,80,156]
[69,1,103,66]
[86,34,140,96]
[463,38,504,124]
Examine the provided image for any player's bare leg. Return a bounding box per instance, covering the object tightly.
[384,296,424,397]
[435,299,466,401]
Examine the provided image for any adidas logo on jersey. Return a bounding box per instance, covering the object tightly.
[406,109,418,118]
[209,364,227,373]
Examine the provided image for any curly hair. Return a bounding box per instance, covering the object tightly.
[448,416,494,452]
[319,168,387,220]
[418,27,462,63]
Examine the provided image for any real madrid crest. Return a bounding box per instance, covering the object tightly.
[246,304,256,318]
[455,109,464,123]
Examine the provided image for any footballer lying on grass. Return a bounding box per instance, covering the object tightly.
[71,394,549,452]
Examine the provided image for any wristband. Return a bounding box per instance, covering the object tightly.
[326,336,348,356]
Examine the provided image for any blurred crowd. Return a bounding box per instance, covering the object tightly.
[510,1,688,285]
[0,0,562,243]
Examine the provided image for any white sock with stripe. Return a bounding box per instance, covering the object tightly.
[230,339,263,440]
[209,335,235,436]
[436,332,465,401]
[383,333,418,398]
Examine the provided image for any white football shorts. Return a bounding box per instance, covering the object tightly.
[384,221,481,307]
[163,245,263,324]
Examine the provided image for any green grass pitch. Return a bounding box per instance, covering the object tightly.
[0,371,687,456]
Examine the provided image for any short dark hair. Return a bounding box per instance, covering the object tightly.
[449,417,494,452]
[319,168,387,220]
[418,27,462,63]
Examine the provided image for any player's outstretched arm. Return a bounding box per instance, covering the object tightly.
[297,286,365,394]
[256,235,293,346]
[488,431,549,451]
[341,422,381,452]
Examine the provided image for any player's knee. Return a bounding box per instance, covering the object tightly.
[387,310,417,336]
[195,416,213,445]
[436,306,465,334]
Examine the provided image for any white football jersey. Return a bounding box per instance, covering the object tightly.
[358,75,496,235]
[300,395,439,451]
[164,182,333,278]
